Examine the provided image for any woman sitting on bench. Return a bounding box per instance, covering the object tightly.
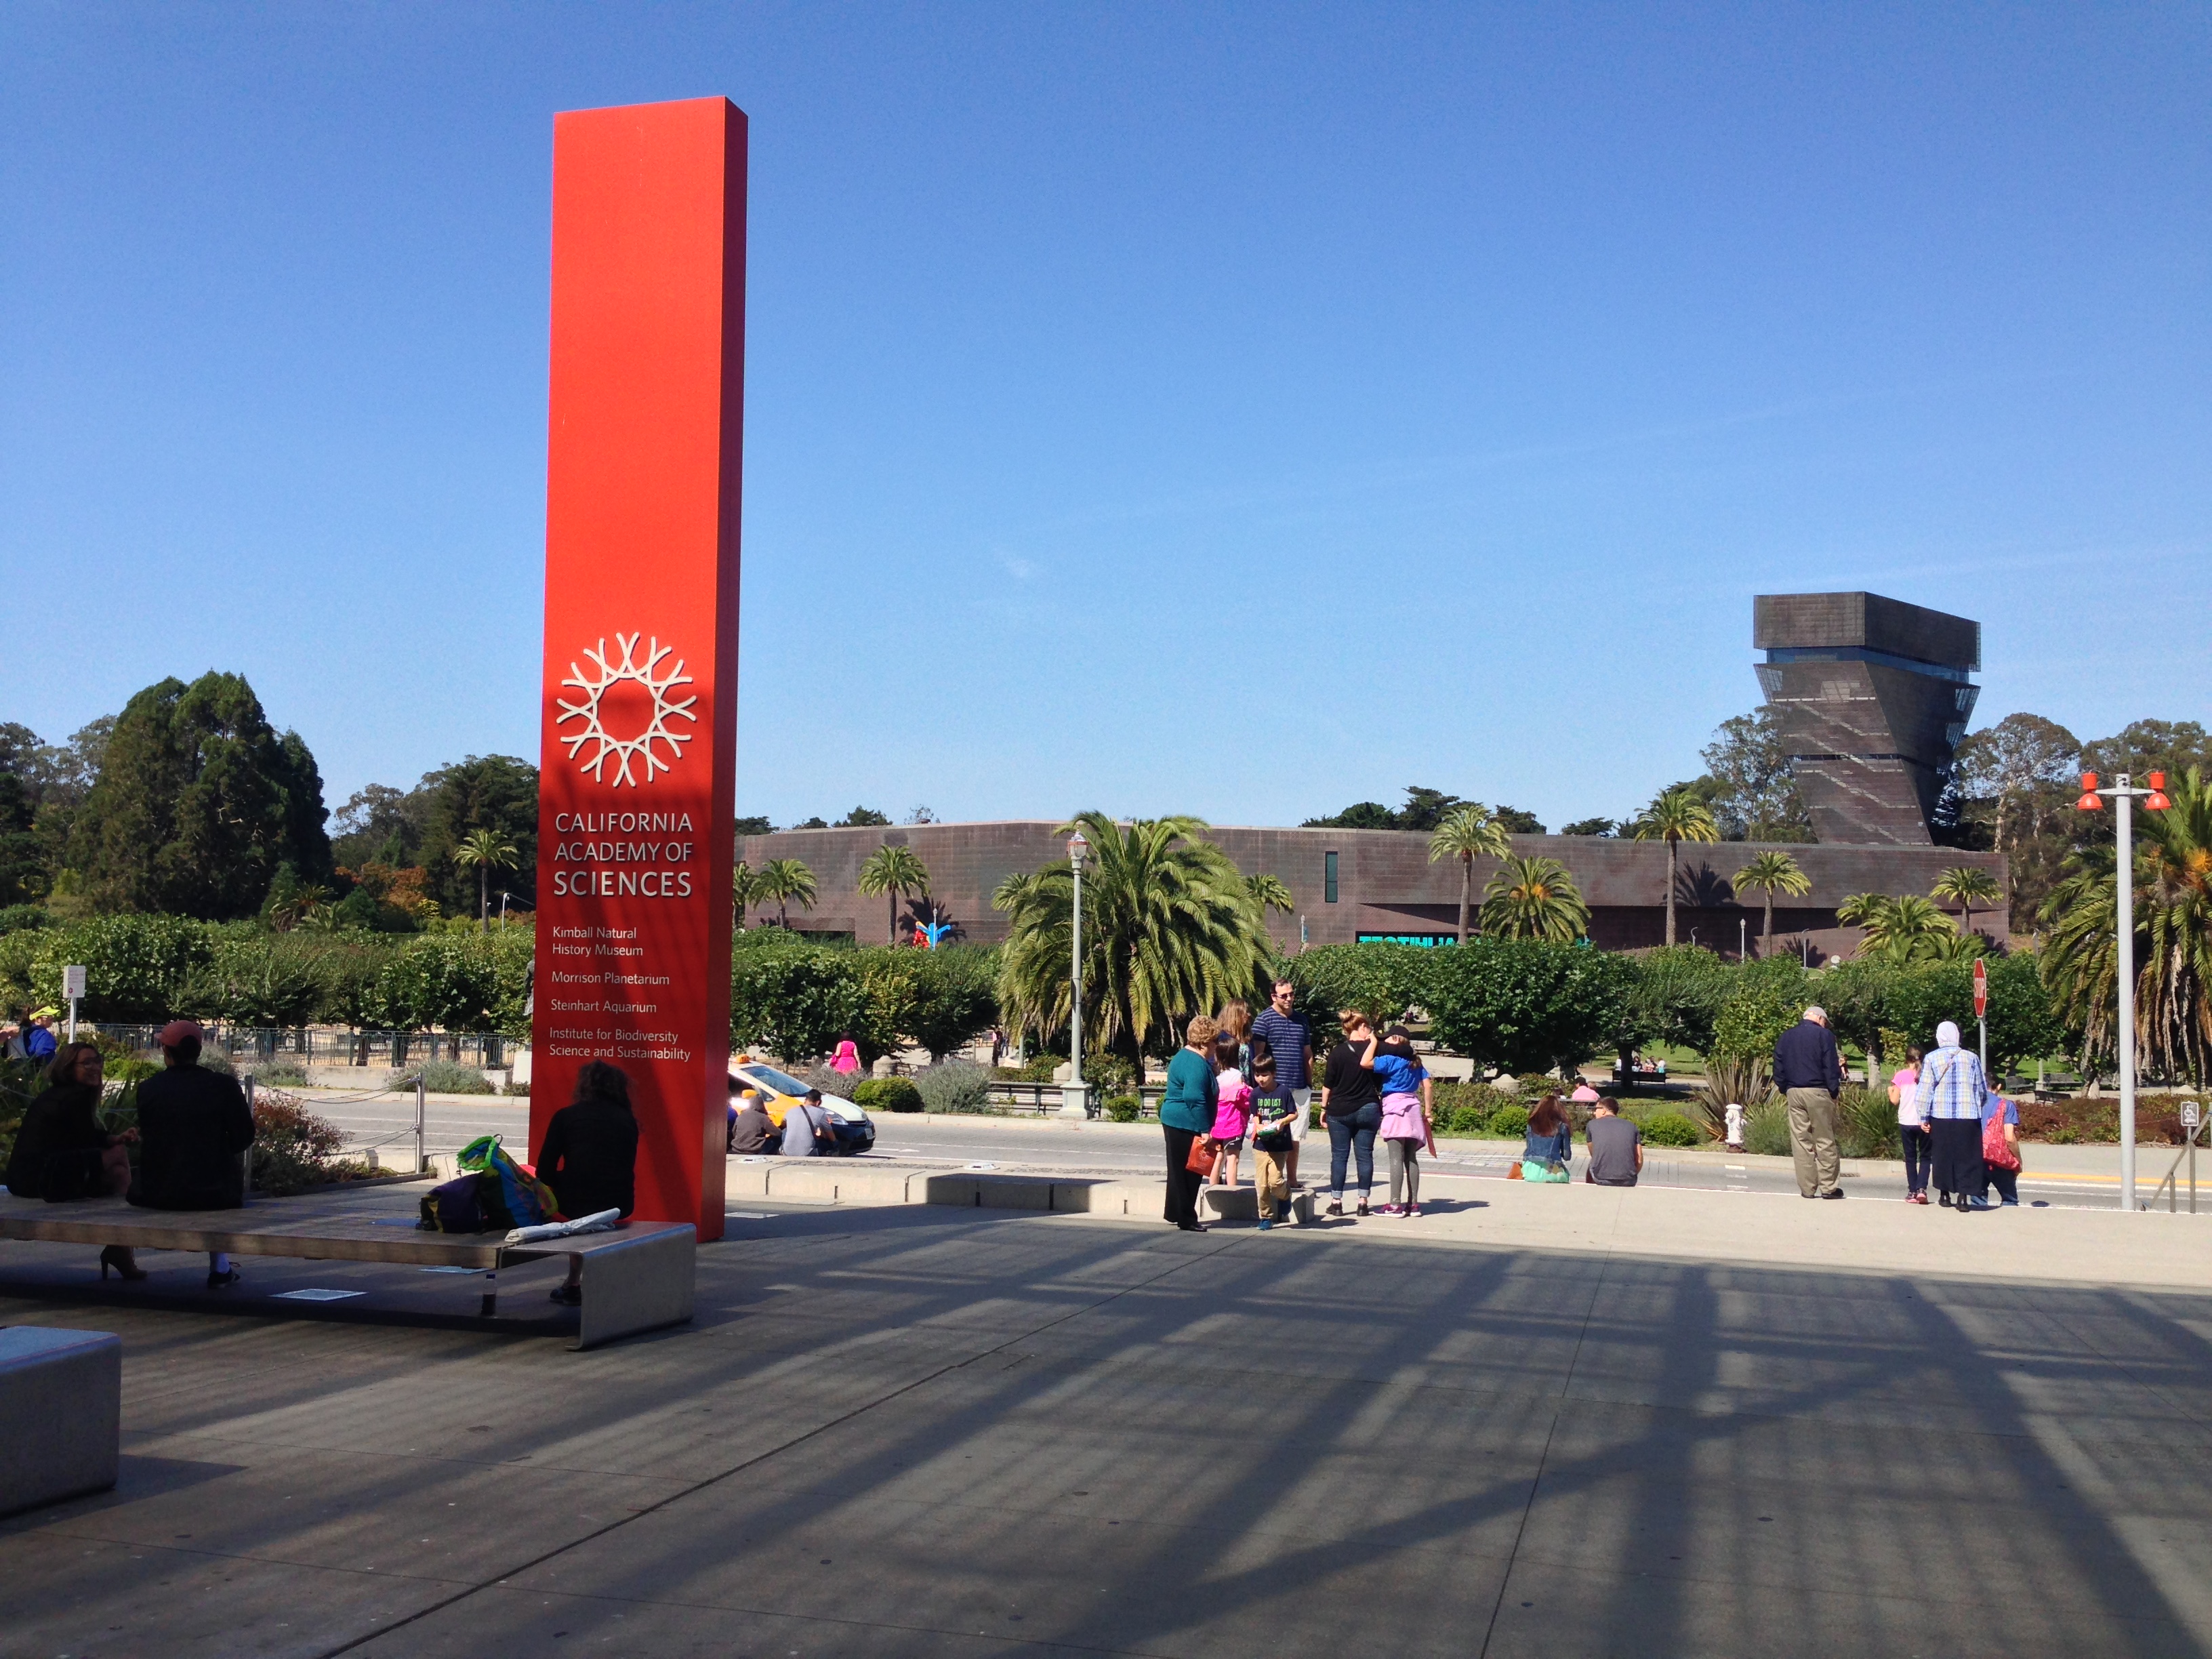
[537,1059,640,1307]
[4,1042,144,1279]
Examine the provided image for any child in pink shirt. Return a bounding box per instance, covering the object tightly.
[1210,1029,1251,1188]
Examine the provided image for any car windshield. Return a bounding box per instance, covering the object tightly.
[739,1063,813,1097]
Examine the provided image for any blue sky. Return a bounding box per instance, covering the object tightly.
[3,3,2205,832]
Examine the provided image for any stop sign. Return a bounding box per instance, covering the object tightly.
[1973,958,1988,1019]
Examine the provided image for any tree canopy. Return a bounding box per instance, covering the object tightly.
[64,674,331,919]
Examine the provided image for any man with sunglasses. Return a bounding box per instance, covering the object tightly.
[1248,979,1314,1187]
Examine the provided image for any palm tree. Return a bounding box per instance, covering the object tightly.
[453,828,520,932]
[996,813,1267,1076]
[1245,872,1295,916]
[754,858,819,929]
[1479,855,1589,943]
[1631,787,1720,946]
[1837,892,1961,963]
[1932,865,2003,940]
[2041,766,2212,1085]
[1732,851,1811,952]
[857,844,932,944]
[731,859,757,929]
[1428,804,1510,943]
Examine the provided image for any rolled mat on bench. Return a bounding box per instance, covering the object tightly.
[504,1209,621,1246]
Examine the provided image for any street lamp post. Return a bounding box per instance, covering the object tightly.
[2077,770,2171,1210]
[1060,830,1090,1118]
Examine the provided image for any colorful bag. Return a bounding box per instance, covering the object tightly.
[459,1134,560,1228]
[1184,1135,1216,1176]
[1982,1103,2021,1172]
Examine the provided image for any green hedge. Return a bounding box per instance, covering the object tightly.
[853,1077,924,1114]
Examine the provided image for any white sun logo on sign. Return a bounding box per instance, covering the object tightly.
[554,633,698,786]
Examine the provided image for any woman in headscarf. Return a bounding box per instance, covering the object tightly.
[1913,1020,1990,1211]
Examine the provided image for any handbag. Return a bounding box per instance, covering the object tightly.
[1982,1104,2021,1171]
[1184,1135,1216,1175]
[1507,1160,1524,1181]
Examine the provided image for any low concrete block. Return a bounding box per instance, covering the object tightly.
[762,1164,919,1206]
[0,1326,121,1517]
[723,1161,773,1198]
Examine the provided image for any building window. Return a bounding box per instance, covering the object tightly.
[1324,851,1338,904]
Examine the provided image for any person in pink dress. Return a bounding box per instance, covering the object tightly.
[1210,1027,1252,1189]
[830,1035,861,1078]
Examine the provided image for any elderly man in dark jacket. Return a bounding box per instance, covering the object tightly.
[129,1020,256,1286]
[1774,1004,1845,1200]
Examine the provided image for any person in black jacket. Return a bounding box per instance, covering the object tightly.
[536,1059,640,1307]
[1773,1005,1845,1200]
[129,1020,257,1286]
[5,1042,146,1279]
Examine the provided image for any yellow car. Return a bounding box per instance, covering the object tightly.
[728,1059,876,1155]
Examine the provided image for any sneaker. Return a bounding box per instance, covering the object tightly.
[549,1284,581,1307]
[1325,1200,1344,1217]
[1406,1202,1421,1217]
[1376,1203,1401,1216]
[1818,1189,1845,1200]
[1355,1200,1371,1217]
[1256,1218,1273,1231]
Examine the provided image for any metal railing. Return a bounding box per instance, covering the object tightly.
[91,1024,510,1069]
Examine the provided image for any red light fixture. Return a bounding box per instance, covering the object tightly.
[2077,771,2104,812]
[2146,770,2171,812]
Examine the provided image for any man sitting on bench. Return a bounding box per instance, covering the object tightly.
[129,1020,256,1288]
[537,1060,640,1307]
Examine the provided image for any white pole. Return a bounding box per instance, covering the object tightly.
[415,1076,428,1175]
[2117,777,2137,1210]
[66,998,78,1044]
[1069,858,1083,1090]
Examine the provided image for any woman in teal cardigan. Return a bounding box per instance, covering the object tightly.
[1160,1015,1220,1231]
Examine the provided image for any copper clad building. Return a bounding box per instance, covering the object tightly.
[737,821,2004,960]
[739,592,2004,960]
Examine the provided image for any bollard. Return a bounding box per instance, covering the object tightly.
[415,1077,428,1175]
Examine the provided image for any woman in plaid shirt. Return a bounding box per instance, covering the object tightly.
[1914,1020,1990,1211]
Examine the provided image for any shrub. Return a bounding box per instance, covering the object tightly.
[1083,1050,1139,1092]
[1838,1086,1900,1159]
[1001,1053,1063,1084]
[1105,1094,1141,1122]
[502,1080,531,1097]
[1641,1111,1702,1148]
[1427,939,1635,1077]
[251,1090,374,1195]
[1488,1104,1530,1140]
[853,1077,924,1114]
[1743,1102,1792,1157]
[1693,1054,1775,1143]
[253,1060,310,1087]
[390,1059,493,1095]
[914,1060,992,1113]
[0,905,55,935]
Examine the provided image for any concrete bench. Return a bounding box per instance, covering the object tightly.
[0,1193,694,1352]
[0,1326,120,1517]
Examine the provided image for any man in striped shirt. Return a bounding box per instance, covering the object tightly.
[1914,1020,1991,1210]
[1249,981,1314,1188]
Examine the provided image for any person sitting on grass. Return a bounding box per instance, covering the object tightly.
[537,1059,640,1307]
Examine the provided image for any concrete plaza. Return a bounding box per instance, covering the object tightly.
[5,1182,2212,1658]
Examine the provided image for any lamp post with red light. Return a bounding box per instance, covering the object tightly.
[2076,770,2172,1210]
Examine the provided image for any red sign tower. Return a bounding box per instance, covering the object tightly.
[531,98,747,1242]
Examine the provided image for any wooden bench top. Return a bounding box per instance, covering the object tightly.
[0,1189,693,1270]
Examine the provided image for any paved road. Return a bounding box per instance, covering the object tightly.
[301,1090,2173,1210]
